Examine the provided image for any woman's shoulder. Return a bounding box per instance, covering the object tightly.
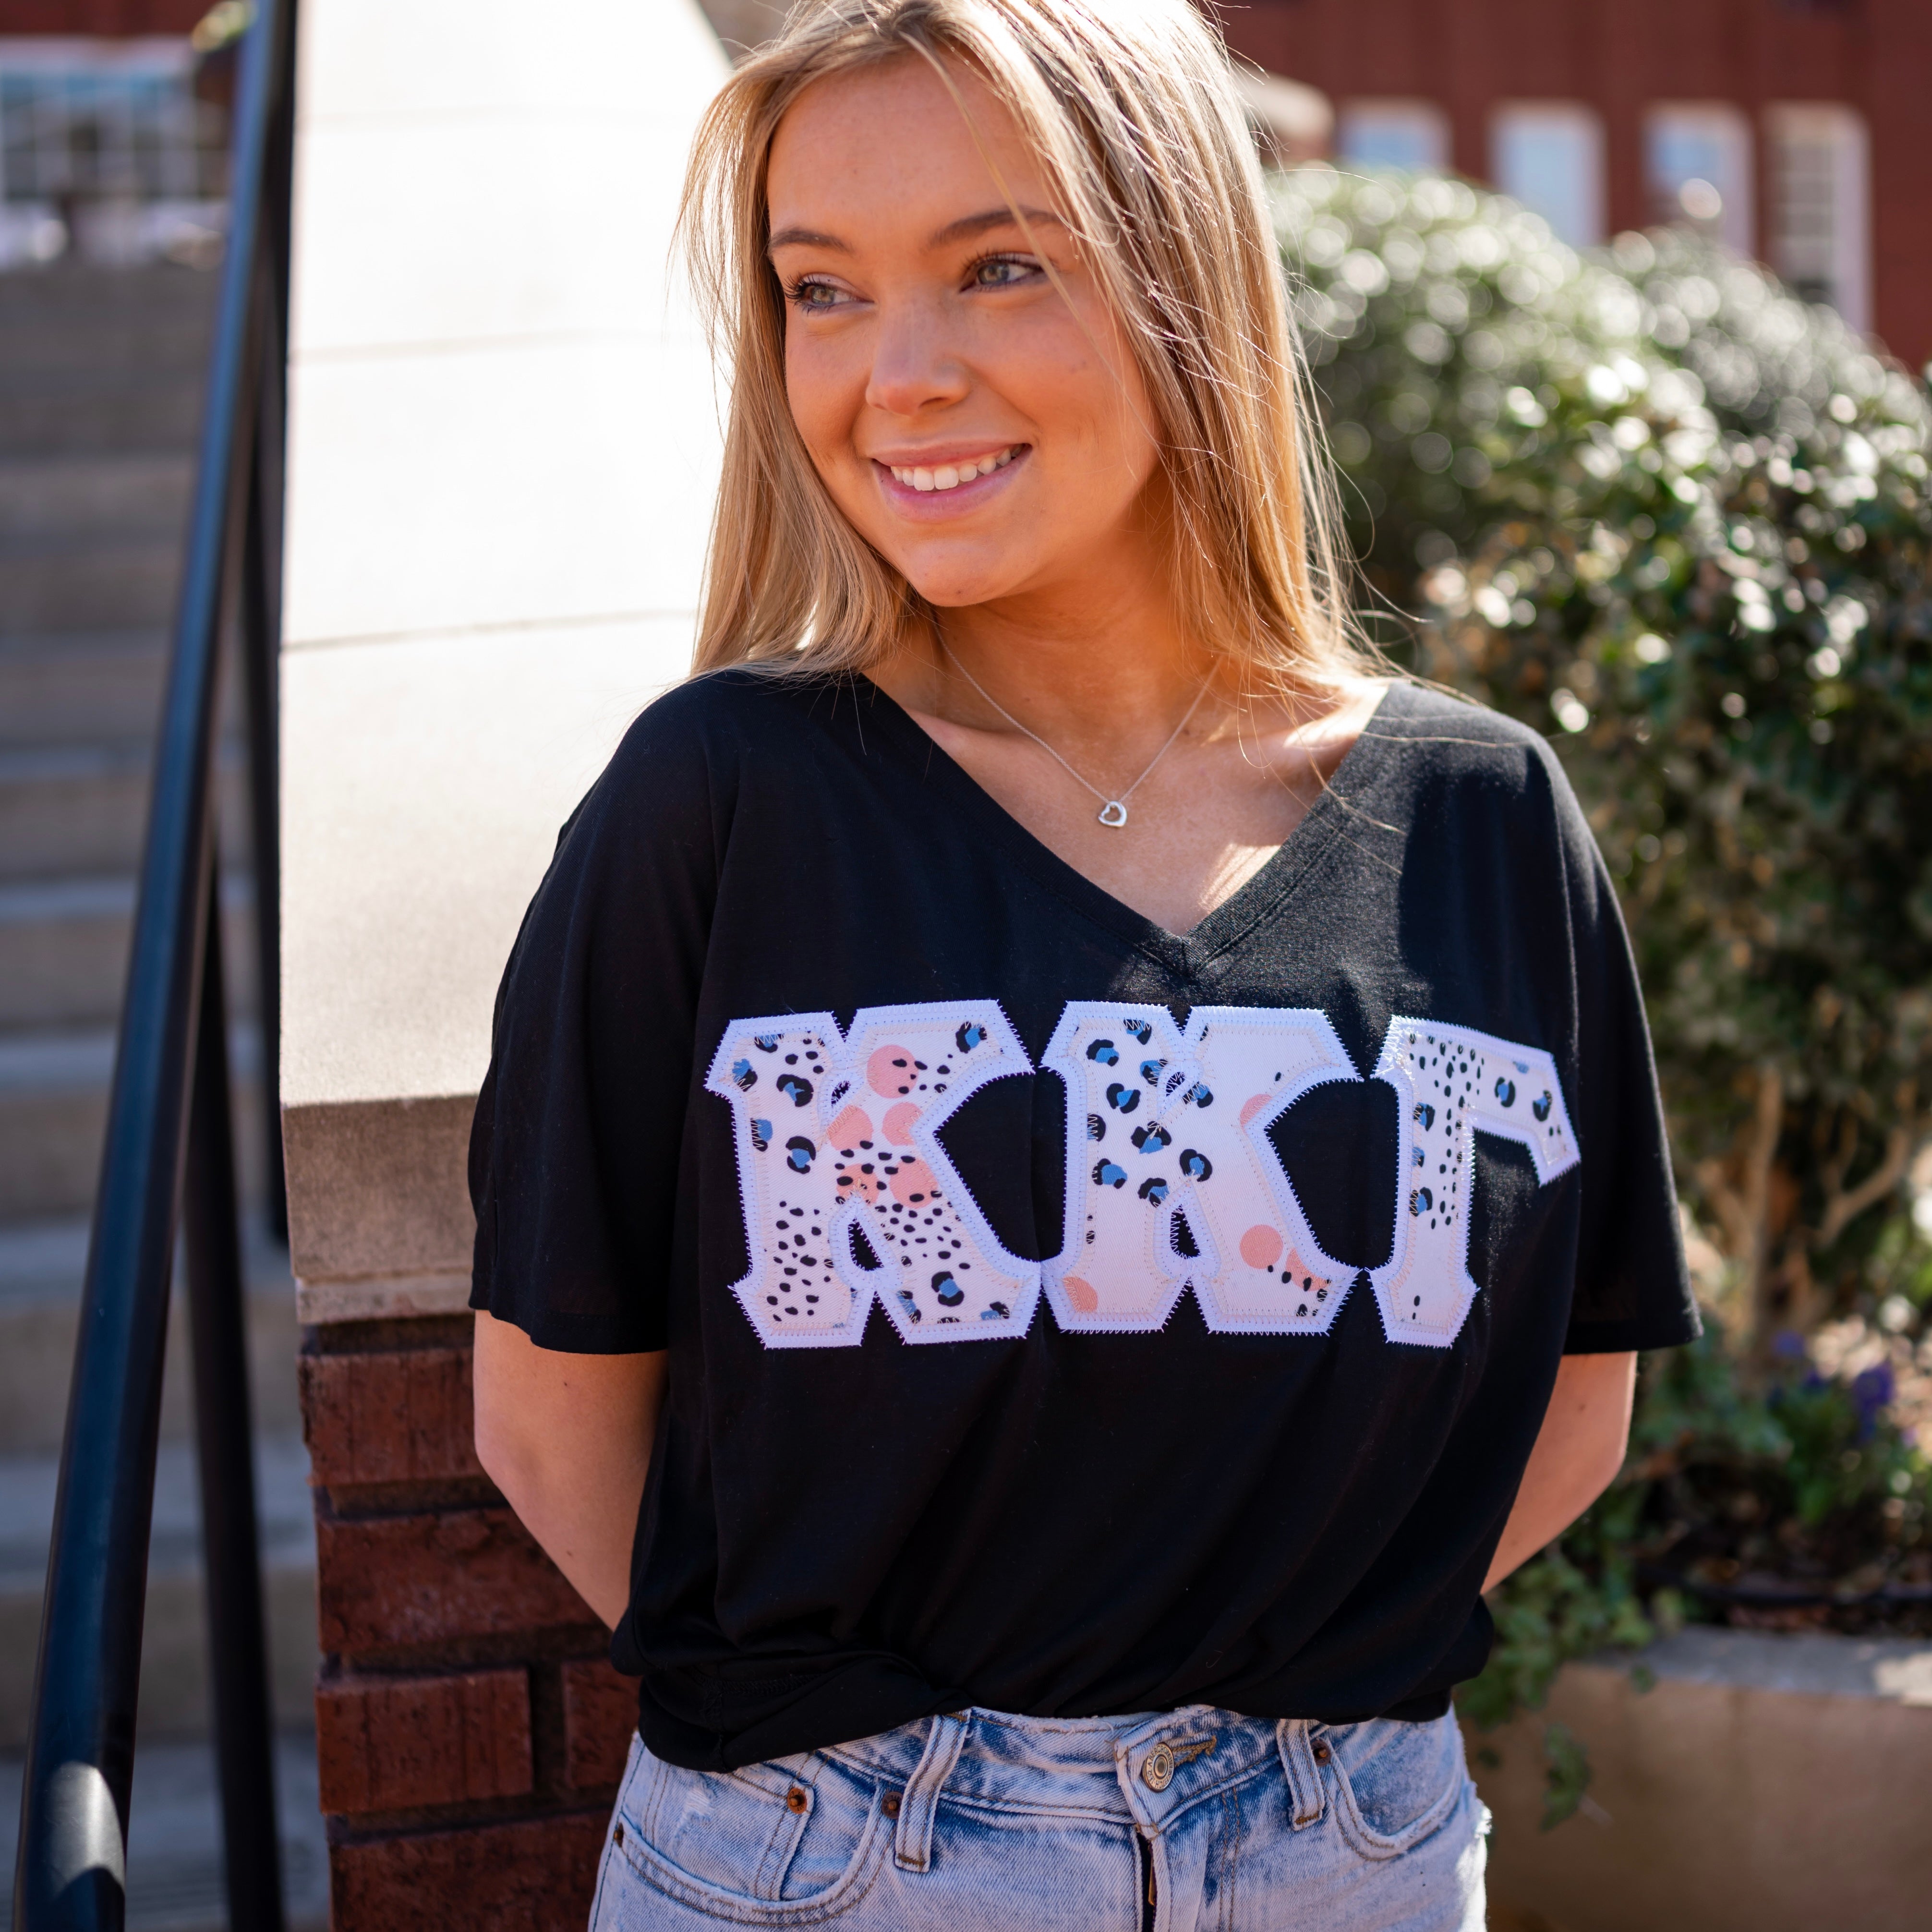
[593,665,852,797]
[1352,677,1599,857]
[1368,678,1572,794]
[621,663,833,749]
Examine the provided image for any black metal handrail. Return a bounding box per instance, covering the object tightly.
[13,1,298,1927]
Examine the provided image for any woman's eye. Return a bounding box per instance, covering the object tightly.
[786,278,851,312]
[970,254,1040,290]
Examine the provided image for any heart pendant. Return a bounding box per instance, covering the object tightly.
[1097,801,1129,828]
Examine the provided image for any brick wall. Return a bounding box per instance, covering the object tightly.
[300,1315,635,1930]
[0,1,207,32]
[1222,0,1932,370]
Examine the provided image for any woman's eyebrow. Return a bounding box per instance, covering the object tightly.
[767,225,850,254]
[766,206,1064,256]
[928,206,1063,247]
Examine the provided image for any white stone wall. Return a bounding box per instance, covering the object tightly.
[281,0,729,1316]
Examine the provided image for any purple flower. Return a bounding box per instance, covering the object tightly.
[1771,1329,1809,1361]
[1852,1362,1895,1416]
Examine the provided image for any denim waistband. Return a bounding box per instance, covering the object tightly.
[820,1704,1330,1842]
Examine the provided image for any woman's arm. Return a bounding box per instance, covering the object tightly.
[1483,1349,1636,1592]
[472,1309,668,1628]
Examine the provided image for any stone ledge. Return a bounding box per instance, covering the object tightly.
[1477,1627,1932,1932]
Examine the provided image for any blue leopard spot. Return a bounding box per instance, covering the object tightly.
[1087,1039,1120,1065]
[1105,1083,1141,1114]
[1533,1090,1553,1122]
[776,1073,814,1107]
[1123,1018,1152,1044]
[955,1021,986,1053]
[785,1136,816,1172]
[1494,1077,1516,1107]
[1131,1123,1171,1152]
[1087,1113,1106,1142]
[749,1118,771,1151]
[980,1302,1010,1321]
[1179,1148,1212,1182]
[1138,1176,1170,1205]
[1185,1083,1213,1108]
[1414,1102,1435,1129]
[895,1290,922,1324]
[1411,1187,1433,1214]
[1139,1057,1167,1087]
[731,1058,757,1091]
[753,1034,780,1053]
[1094,1160,1128,1189]
[931,1271,964,1307]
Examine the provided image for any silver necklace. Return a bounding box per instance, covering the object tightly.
[938,642,1211,830]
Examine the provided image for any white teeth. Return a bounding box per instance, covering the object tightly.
[889,447,1019,492]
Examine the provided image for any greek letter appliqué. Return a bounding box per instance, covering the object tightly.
[706,1003,1038,1349]
[709,1001,1578,1350]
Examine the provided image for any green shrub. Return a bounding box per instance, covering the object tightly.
[1275,168,1932,1351]
[1272,166,1932,1816]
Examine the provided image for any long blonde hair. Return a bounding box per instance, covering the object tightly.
[680,0,1364,692]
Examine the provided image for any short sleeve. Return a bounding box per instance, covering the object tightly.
[1552,764,1701,1354]
[468,691,726,1353]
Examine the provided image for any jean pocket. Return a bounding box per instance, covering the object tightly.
[1321,1713,1470,1862]
[612,1744,891,1924]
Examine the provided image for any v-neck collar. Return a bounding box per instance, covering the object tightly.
[845,674,1405,983]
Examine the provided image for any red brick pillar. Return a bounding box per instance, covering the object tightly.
[300,1314,635,1928]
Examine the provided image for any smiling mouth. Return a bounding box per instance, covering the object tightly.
[883,445,1024,494]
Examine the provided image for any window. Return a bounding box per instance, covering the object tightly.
[1338,100,1449,174]
[0,38,227,267]
[1490,103,1604,248]
[1645,103,1752,253]
[1765,104,1870,333]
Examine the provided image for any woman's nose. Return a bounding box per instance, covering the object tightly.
[863,301,971,419]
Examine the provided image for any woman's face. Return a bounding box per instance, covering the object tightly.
[765,55,1164,613]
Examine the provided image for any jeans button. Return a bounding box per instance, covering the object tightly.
[1142,1743,1175,1791]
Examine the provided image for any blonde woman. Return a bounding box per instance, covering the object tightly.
[469,2,1697,1925]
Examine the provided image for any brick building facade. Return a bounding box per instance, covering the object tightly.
[0,0,199,30]
[7,0,1929,363]
[1216,0,1932,368]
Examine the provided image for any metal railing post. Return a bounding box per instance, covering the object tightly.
[181,869,287,1932]
[13,1,294,1925]
[241,329,287,1244]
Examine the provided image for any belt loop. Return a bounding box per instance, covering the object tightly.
[894,1712,968,1872]
[1276,1719,1326,1829]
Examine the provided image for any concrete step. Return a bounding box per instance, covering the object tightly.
[0,1732,329,1932]
[0,1023,263,1221]
[0,532,183,633]
[0,307,216,377]
[0,453,194,542]
[0,262,219,317]
[0,1215,302,1456]
[0,630,168,749]
[0,873,258,1030]
[0,739,248,881]
[0,1430,319,1751]
[0,371,206,457]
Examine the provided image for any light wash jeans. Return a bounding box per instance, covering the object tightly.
[588,1704,1488,1930]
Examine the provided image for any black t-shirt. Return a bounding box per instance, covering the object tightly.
[470,670,1697,1772]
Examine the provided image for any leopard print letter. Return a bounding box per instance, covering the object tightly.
[707,1002,1037,1347]
[1040,1003,1358,1334]
[1369,1019,1580,1346]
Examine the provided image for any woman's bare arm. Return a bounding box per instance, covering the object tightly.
[472,1309,668,1629]
[1483,1350,1636,1592]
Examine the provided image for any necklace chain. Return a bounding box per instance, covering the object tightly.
[937,640,1210,829]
